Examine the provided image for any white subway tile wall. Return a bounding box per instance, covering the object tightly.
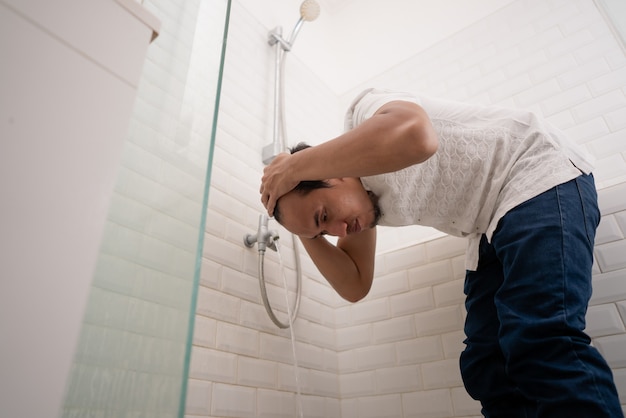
[185,0,626,417]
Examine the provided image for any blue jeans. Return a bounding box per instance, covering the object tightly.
[460,174,623,418]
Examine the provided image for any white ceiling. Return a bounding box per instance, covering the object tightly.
[240,0,516,94]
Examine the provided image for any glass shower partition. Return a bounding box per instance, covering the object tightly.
[60,0,231,416]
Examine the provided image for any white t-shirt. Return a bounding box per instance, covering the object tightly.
[345,88,594,270]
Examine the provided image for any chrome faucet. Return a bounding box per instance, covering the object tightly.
[244,214,279,253]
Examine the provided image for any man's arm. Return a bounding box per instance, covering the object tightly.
[299,227,376,303]
[261,100,438,215]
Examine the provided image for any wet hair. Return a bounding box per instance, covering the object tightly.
[273,142,332,224]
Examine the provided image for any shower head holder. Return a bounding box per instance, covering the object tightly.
[268,26,292,51]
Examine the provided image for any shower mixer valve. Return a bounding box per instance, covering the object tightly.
[244,214,279,252]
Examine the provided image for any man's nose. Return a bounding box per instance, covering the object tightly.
[326,220,347,238]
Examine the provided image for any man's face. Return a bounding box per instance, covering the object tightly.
[277,177,379,239]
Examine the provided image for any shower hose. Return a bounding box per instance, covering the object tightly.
[257,238,302,329]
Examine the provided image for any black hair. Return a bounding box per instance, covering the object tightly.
[273,142,332,224]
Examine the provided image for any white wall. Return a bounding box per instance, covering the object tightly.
[188,0,626,417]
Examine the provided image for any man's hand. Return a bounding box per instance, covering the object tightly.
[260,152,299,216]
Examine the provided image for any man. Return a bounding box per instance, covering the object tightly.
[260,88,623,417]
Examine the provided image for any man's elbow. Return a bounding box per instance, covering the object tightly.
[343,293,367,303]
[340,283,372,303]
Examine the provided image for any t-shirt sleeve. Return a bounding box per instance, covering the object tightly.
[344,88,422,131]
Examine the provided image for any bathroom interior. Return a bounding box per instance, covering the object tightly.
[2,0,626,417]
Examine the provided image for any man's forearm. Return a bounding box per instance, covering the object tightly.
[299,228,376,303]
[289,101,438,183]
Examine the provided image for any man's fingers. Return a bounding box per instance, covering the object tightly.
[260,190,274,216]
[266,199,275,217]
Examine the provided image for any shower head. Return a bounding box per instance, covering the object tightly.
[269,0,321,50]
[281,0,321,47]
[300,0,320,22]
